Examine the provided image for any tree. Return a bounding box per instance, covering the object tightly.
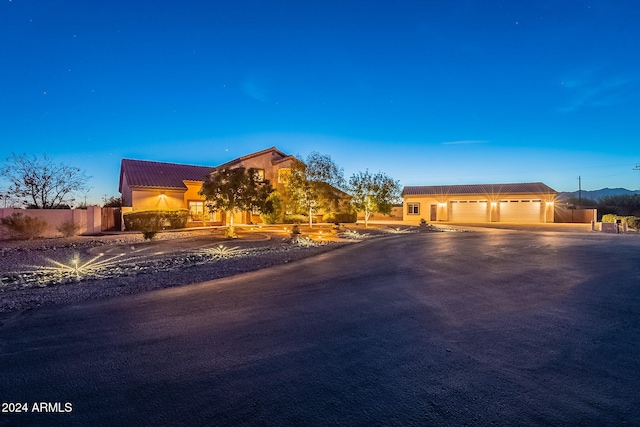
[285,152,345,228]
[103,195,123,207]
[597,194,640,216]
[259,191,283,224]
[0,189,22,208]
[1,153,91,209]
[305,151,345,189]
[199,167,273,230]
[349,170,401,227]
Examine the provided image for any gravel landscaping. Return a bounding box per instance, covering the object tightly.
[0,225,417,313]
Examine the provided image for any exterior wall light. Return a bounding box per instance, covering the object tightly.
[546,201,554,206]
[160,192,166,198]
[490,202,497,207]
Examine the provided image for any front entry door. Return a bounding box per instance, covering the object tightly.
[430,204,437,221]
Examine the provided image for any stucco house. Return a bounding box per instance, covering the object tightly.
[402,182,557,223]
[119,147,298,225]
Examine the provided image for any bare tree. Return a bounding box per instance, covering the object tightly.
[1,153,91,209]
[0,189,22,208]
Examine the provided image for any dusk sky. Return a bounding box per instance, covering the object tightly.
[1,0,639,204]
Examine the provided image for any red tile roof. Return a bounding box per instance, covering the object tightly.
[119,159,214,191]
[402,182,556,196]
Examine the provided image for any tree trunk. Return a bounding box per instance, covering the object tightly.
[364,210,371,228]
[309,206,313,228]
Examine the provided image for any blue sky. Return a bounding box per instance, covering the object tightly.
[1,0,639,204]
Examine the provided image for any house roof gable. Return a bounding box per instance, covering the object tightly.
[402,182,557,197]
[213,146,290,170]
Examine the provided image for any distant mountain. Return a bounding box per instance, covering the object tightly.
[558,188,640,201]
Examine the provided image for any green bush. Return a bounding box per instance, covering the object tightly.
[260,191,283,224]
[322,211,357,223]
[57,221,80,237]
[1,212,48,240]
[166,210,189,228]
[627,217,640,230]
[283,214,308,224]
[601,214,640,230]
[123,209,189,238]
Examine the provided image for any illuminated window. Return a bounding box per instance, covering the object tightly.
[189,201,205,219]
[278,168,290,183]
[254,169,265,181]
[407,203,420,215]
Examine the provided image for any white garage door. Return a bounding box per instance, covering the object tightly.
[499,200,541,223]
[451,200,487,222]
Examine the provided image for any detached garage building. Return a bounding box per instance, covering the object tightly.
[402,182,557,224]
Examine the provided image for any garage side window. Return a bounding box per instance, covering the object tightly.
[407,203,420,215]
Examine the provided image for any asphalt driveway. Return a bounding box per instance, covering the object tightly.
[1,229,639,426]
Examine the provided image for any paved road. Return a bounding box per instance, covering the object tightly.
[1,229,639,426]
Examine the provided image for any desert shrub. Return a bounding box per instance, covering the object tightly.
[626,217,640,230]
[123,210,188,233]
[57,221,80,237]
[224,225,238,239]
[142,230,158,240]
[0,212,48,240]
[601,214,640,230]
[283,214,308,224]
[260,191,283,224]
[322,211,357,223]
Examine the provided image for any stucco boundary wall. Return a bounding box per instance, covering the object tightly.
[0,207,102,239]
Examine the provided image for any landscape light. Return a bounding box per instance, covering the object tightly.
[71,256,80,275]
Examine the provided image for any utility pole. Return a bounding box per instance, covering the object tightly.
[578,176,582,205]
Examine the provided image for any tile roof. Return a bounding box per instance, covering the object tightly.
[119,159,214,191]
[402,182,556,196]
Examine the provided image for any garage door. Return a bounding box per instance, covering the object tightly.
[450,200,487,222]
[499,200,541,223]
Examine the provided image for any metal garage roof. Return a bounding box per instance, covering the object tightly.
[402,182,556,196]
